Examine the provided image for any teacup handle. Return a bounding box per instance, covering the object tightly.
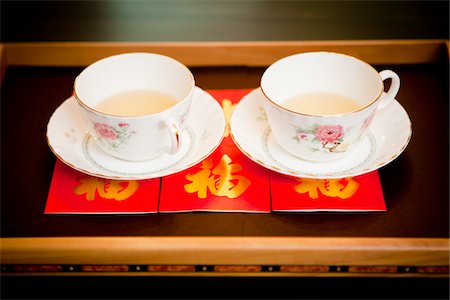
[377,70,400,110]
[164,118,182,155]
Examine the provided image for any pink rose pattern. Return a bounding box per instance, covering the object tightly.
[95,123,118,140]
[294,124,347,153]
[94,122,136,149]
[297,132,308,140]
[314,125,344,143]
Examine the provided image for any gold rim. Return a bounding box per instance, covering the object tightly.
[73,52,195,118]
[260,51,384,118]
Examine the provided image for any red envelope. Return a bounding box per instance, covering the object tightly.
[159,89,271,213]
[159,145,271,213]
[270,171,386,212]
[45,160,159,214]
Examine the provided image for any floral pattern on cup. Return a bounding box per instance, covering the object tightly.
[94,122,136,149]
[293,124,349,153]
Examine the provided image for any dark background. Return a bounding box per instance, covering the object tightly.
[1,1,449,299]
[1,0,449,42]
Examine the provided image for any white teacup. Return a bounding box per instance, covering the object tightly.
[261,51,400,162]
[74,53,195,161]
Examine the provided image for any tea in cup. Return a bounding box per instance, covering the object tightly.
[74,52,195,161]
[261,51,400,162]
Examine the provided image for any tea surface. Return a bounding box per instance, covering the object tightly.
[95,90,178,116]
[281,92,360,115]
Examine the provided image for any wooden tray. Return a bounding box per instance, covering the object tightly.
[1,40,449,277]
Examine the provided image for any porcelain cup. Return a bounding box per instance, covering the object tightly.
[74,52,195,161]
[261,51,400,162]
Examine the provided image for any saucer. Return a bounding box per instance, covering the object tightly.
[230,88,412,179]
[47,87,226,180]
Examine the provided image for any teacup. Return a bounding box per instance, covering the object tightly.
[74,52,195,161]
[261,51,400,162]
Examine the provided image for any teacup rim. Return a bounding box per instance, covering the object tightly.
[260,51,384,118]
[73,52,195,119]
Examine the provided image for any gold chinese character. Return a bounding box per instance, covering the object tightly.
[73,177,140,201]
[293,178,359,199]
[184,154,251,199]
[222,99,236,137]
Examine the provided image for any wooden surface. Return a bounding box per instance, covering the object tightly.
[2,237,449,267]
[1,42,449,280]
[1,2,448,297]
[2,236,449,278]
[3,40,447,67]
[0,44,6,83]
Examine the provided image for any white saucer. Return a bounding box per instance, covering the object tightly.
[230,88,412,179]
[47,87,226,180]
